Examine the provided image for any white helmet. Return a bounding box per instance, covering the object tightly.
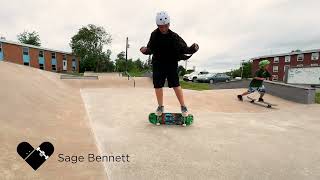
[156,11,170,25]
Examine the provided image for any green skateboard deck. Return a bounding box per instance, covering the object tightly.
[149,113,193,126]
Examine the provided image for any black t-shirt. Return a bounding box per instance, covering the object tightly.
[146,29,196,66]
[250,69,271,87]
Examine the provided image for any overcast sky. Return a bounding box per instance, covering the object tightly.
[1,0,320,72]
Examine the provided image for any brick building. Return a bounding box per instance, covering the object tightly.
[252,49,320,81]
[0,39,79,73]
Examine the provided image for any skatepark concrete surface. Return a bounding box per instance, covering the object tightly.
[1,61,320,180]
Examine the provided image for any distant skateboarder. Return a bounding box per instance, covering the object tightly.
[140,11,199,116]
[237,59,271,102]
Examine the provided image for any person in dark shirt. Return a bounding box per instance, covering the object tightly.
[140,11,199,117]
[237,59,271,102]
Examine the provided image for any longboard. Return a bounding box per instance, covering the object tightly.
[149,113,193,126]
[247,96,277,108]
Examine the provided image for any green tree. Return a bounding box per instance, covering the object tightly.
[70,24,112,72]
[115,52,152,73]
[241,61,252,78]
[226,60,252,78]
[135,58,144,71]
[17,31,41,46]
[99,50,115,72]
[178,65,187,76]
[143,57,152,71]
[115,51,126,72]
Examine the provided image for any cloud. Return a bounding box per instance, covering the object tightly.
[1,0,319,72]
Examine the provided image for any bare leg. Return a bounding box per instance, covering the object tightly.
[173,86,186,106]
[238,91,251,101]
[155,88,163,106]
[241,91,251,96]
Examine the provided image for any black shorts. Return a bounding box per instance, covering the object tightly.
[152,63,180,88]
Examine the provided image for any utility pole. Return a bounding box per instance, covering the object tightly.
[125,37,129,73]
[240,60,245,79]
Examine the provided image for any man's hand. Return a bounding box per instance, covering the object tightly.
[192,43,199,51]
[140,47,148,54]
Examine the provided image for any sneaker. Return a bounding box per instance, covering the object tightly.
[156,105,164,116]
[258,98,264,102]
[237,95,243,101]
[181,106,188,117]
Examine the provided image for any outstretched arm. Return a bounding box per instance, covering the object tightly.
[140,33,156,55]
[176,35,199,54]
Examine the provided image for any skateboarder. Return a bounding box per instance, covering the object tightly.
[237,59,271,102]
[140,11,199,116]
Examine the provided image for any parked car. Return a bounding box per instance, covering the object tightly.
[198,73,231,83]
[196,73,216,83]
[183,71,209,82]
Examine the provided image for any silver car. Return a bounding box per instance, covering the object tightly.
[198,73,231,83]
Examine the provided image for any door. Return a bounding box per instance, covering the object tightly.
[63,60,67,71]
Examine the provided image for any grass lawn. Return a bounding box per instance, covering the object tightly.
[180,80,210,91]
[123,70,150,77]
[316,92,320,104]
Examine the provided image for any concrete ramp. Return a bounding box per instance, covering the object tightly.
[1,61,320,180]
[81,88,320,180]
[0,61,107,179]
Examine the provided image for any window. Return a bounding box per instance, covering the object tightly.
[39,50,44,58]
[285,56,291,63]
[297,54,304,61]
[39,64,44,70]
[72,58,76,71]
[23,47,29,56]
[297,64,303,67]
[272,75,278,81]
[273,66,278,72]
[311,64,319,67]
[63,54,67,60]
[311,52,319,60]
[52,64,56,71]
[274,57,279,63]
[0,43,2,52]
[51,52,56,59]
[24,62,29,66]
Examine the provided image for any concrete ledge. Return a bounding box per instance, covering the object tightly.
[210,79,316,104]
[264,81,316,104]
[60,75,99,80]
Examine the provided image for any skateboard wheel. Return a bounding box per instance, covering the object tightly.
[156,123,160,126]
[182,124,186,127]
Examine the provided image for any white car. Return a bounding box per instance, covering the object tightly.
[183,71,209,82]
